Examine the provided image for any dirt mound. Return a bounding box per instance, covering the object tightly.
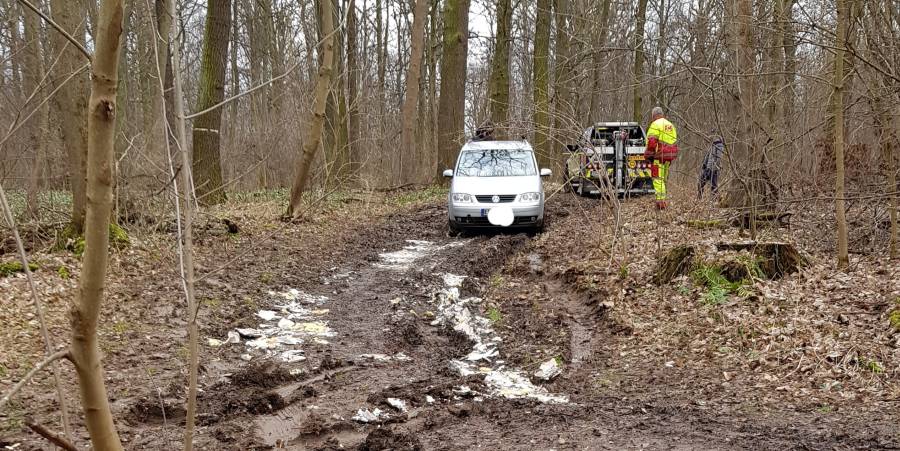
[358,427,423,451]
[126,397,186,425]
[229,362,295,389]
[390,317,423,349]
[192,363,294,425]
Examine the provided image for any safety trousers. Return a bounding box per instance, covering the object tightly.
[651,160,670,201]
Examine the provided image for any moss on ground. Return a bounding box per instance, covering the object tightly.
[56,222,130,255]
[0,261,39,277]
[889,309,900,331]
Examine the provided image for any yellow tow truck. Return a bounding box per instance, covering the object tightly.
[563,122,654,196]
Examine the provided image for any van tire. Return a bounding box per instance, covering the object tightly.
[448,221,461,237]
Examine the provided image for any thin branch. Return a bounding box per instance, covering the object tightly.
[0,182,73,440]
[183,60,301,120]
[16,0,92,62]
[0,349,71,410]
[0,63,91,154]
[25,419,79,451]
[183,13,348,121]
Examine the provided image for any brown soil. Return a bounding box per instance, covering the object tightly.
[2,188,898,450]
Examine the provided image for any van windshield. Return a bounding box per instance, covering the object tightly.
[455,149,537,177]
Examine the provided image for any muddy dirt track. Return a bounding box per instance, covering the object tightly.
[3,191,899,450]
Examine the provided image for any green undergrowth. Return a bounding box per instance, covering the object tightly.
[392,185,449,207]
[0,261,39,277]
[228,188,288,204]
[890,299,900,331]
[486,306,503,324]
[56,222,130,255]
[4,190,72,224]
[691,256,762,305]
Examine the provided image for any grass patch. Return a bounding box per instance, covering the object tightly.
[0,400,25,433]
[691,263,743,305]
[860,358,884,374]
[228,189,288,204]
[0,260,39,277]
[486,306,502,324]
[392,185,448,207]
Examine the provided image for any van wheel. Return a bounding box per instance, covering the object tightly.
[448,221,461,237]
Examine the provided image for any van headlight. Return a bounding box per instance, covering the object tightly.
[451,193,473,203]
[519,192,541,203]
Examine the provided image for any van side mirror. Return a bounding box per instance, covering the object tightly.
[442,169,454,178]
[540,168,552,177]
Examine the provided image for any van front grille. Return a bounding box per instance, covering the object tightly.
[475,194,516,203]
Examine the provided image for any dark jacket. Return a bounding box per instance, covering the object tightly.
[702,139,724,171]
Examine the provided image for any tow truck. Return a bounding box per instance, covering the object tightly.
[563,122,654,196]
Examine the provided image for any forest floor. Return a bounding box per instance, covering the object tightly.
[1,184,899,450]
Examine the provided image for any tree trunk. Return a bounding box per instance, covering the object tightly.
[588,0,612,119]
[833,0,849,269]
[553,0,571,174]
[890,105,899,259]
[488,0,512,129]
[435,0,470,179]
[400,0,429,185]
[287,0,334,218]
[347,0,360,178]
[632,0,648,122]
[322,0,348,187]
[155,0,176,150]
[191,0,231,205]
[532,0,551,168]
[71,0,125,449]
[23,1,47,220]
[50,0,89,234]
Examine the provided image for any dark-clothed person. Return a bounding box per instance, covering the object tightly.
[698,136,724,199]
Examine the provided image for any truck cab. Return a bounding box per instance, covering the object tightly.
[563,122,654,196]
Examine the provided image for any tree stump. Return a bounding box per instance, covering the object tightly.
[654,245,695,285]
[715,242,806,278]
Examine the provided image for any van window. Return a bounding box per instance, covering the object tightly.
[456,149,537,177]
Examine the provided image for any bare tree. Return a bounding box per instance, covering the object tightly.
[22,0,46,219]
[71,0,126,448]
[399,0,429,185]
[488,0,512,129]
[50,0,89,234]
[191,0,231,205]
[532,0,551,166]
[832,0,850,269]
[632,0,648,122]
[435,0,470,179]
[287,0,335,218]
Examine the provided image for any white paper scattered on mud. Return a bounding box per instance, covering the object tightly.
[376,240,464,270]
[387,398,408,412]
[352,408,386,423]
[228,288,336,363]
[435,274,569,404]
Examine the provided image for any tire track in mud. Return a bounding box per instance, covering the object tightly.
[241,209,540,449]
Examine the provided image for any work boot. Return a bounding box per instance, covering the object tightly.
[655,200,668,210]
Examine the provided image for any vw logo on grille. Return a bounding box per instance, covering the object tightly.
[491,195,500,203]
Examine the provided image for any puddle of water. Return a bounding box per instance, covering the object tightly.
[434,274,568,404]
